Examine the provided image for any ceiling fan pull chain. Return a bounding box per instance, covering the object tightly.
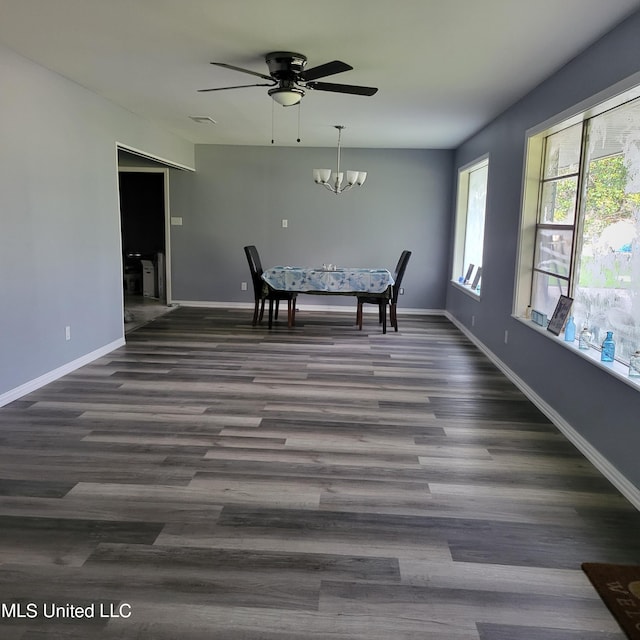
[297,103,301,143]
[271,100,275,144]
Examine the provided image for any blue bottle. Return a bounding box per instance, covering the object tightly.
[601,331,615,362]
[564,316,576,342]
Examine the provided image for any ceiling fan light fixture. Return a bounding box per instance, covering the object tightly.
[268,87,304,106]
[200,53,378,118]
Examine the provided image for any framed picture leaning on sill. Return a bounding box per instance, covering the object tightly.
[547,295,573,336]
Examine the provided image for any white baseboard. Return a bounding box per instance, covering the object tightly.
[175,301,252,309]
[174,300,444,315]
[445,312,640,511]
[0,338,125,408]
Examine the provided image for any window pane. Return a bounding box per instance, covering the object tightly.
[531,272,569,318]
[543,124,582,179]
[463,164,488,272]
[534,227,573,276]
[539,177,578,224]
[573,97,640,362]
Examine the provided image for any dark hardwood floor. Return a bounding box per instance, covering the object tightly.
[1,307,638,639]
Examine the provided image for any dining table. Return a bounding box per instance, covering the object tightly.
[261,265,395,330]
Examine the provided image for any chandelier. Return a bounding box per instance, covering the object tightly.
[313,125,367,194]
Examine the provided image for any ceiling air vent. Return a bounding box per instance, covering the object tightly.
[189,116,217,124]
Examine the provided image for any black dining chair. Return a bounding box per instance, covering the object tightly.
[244,245,296,329]
[356,250,411,334]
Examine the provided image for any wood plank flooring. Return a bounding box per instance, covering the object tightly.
[1,307,639,639]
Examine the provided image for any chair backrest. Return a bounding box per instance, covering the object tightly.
[391,250,411,303]
[244,245,264,298]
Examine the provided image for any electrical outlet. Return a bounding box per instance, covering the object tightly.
[504,329,509,344]
[471,315,475,327]
[399,288,404,295]
[241,282,248,291]
[281,219,288,228]
[65,326,71,341]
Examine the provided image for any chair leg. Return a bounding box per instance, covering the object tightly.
[391,303,398,331]
[274,299,280,320]
[357,302,363,330]
[268,299,274,329]
[251,300,260,326]
[258,298,266,323]
[381,302,387,334]
[287,299,293,328]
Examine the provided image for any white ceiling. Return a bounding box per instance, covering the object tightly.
[2,0,640,148]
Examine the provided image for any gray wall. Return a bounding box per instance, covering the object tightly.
[0,44,194,400]
[446,11,640,490]
[169,145,453,310]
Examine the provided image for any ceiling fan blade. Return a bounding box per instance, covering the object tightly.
[210,62,273,81]
[306,81,378,96]
[198,82,275,93]
[301,60,352,81]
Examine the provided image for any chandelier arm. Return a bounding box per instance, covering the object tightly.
[323,184,355,195]
[314,125,365,195]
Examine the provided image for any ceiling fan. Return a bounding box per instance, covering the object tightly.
[198,51,378,106]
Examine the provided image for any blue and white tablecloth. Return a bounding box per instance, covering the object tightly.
[262,267,394,295]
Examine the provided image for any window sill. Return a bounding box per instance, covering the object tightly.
[451,280,481,300]
[514,315,640,392]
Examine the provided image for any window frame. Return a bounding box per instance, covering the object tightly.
[451,154,489,298]
[514,72,640,389]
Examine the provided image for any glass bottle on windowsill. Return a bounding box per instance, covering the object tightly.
[564,316,576,342]
[629,350,640,378]
[601,331,615,363]
[579,326,591,350]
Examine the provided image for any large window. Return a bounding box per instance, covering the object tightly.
[518,92,640,365]
[452,157,488,295]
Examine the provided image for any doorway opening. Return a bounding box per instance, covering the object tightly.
[118,167,172,332]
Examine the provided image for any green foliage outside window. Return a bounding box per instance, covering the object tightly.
[583,155,640,238]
